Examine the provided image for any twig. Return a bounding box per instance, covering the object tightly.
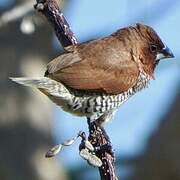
[34,0,117,179]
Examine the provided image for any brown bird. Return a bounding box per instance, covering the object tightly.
[11,23,174,123]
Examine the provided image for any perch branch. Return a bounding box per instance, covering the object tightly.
[34,0,77,47]
[34,0,117,179]
[87,119,117,180]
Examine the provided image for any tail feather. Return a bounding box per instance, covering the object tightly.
[10,77,70,98]
[10,77,50,88]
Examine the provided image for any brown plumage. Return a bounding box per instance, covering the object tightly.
[45,23,171,95]
[11,23,174,122]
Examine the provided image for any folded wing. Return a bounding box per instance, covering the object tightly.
[46,36,139,94]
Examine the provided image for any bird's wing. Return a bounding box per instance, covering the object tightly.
[46,37,139,94]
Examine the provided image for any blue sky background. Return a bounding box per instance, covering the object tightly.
[0,0,14,8]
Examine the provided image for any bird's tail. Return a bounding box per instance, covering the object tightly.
[10,77,72,100]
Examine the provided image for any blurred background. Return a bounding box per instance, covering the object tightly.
[0,0,180,180]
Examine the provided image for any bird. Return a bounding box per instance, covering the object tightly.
[11,23,174,124]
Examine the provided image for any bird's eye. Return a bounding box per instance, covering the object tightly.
[150,44,157,53]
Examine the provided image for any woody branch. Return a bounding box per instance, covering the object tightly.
[34,0,117,179]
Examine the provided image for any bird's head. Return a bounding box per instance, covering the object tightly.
[114,23,175,78]
[132,23,174,78]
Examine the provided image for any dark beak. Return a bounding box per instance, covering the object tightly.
[156,46,174,61]
[161,46,174,59]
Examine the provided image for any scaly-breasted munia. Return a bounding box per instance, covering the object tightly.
[11,23,174,123]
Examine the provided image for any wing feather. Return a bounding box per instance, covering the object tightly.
[46,36,139,94]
